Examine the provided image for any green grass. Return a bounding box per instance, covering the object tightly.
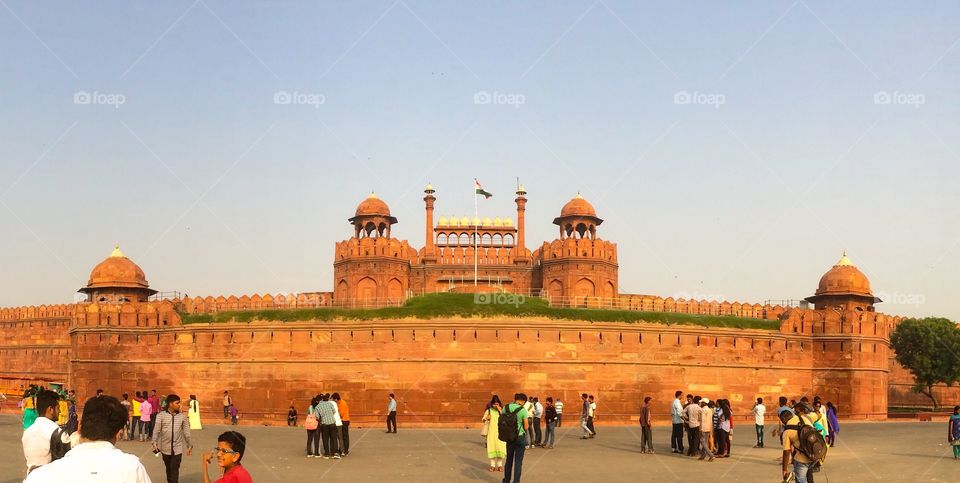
[179,293,780,330]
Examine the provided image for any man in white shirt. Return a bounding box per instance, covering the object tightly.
[26,395,151,482]
[670,390,685,453]
[753,397,767,448]
[531,397,544,447]
[523,398,535,449]
[587,395,597,438]
[554,399,564,427]
[22,390,62,473]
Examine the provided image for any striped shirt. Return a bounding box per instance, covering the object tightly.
[151,411,192,455]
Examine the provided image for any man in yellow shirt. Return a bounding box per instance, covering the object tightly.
[780,404,823,483]
[131,391,142,441]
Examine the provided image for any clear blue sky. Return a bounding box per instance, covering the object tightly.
[1,1,957,319]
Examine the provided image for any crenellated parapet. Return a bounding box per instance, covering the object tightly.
[334,236,418,262]
[0,303,81,321]
[74,299,180,327]
[177,292,333,314]
[538,237,618,263]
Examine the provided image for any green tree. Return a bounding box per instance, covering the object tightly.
[890,317,960,410]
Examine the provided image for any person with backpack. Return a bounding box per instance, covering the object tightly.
[499,393,530,483]
[779,403,827,483]
[24,396,150,482]
[22,390,68,475]
[305,396,320,457]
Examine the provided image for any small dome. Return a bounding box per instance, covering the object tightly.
[460,216,470,226]
[503,217,514,227]
[493,217,503,227]
[425,183,434,192]
[559,193,597,218]
[355,193,391,217]
[482,217,492,226]
[814,252,873,297]
[437,216,448,225]
[449,216,459,227]
[471,217,481,226]
[84,244,151,291]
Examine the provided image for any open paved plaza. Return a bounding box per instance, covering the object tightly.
[2,414,957,482]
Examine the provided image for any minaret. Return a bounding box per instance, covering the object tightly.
[424,183,436,258]
[515,184,527,257]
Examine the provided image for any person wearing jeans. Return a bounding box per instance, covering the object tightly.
[502,394,530,483]
[543,397,557,448]
[753,397,766,448]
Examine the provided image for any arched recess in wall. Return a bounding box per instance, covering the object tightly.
[357,277,378,301]
[548,279,563,298]
[387,278,403,301]
[574,278,595,298]
[603,281,615,299]
[336,279,349,297]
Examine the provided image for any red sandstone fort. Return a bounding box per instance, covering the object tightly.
[1,186,956,426]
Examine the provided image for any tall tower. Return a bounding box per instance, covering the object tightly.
[423,184,436,261]
[514,184,529,263]
[538,194,618,305]
[334,193,413,305]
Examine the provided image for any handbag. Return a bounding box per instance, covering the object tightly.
[480,409,490,437]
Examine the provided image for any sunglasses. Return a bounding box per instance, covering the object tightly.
[212,447,239,455]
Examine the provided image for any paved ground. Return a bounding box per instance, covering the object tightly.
[2,415,957,482]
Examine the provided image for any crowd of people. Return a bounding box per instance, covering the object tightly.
[662,390,840,483]
[19,387,251,483]
[17,383,958,483]
[302,392,352,459]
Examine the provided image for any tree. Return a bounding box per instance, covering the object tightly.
[890,317,960,410]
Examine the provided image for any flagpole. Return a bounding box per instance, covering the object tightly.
[474,186,478,286]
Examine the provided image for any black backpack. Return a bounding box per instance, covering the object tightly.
[50,427,72,461]
[785,416,827,463]
[498,406,522,443]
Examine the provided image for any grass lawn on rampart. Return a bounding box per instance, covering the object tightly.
[180,293,780,330]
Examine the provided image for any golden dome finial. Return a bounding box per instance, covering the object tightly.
[837,250,852,266]
[574,192,583,199]
[110,243,125,258]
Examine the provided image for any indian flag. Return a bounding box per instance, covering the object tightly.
[474,179,492,199]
